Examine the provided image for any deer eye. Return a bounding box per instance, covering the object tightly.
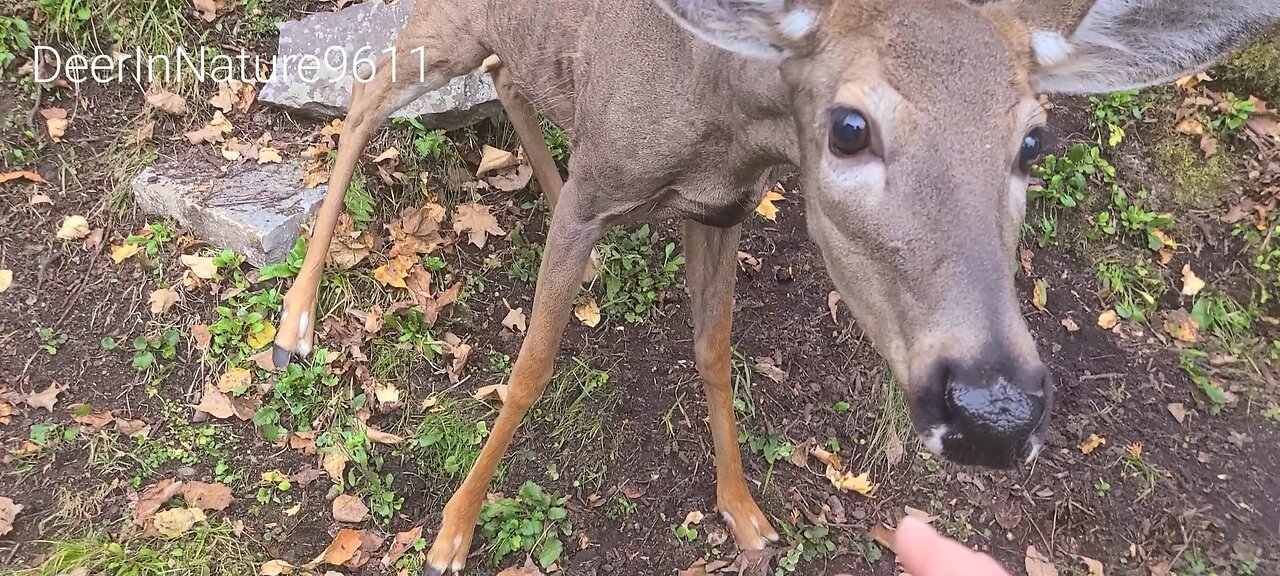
[1017,127,1048,173]
[829,107,872,158]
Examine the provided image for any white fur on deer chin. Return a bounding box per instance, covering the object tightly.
[923,424,949,456]
[1029,31,1072,67]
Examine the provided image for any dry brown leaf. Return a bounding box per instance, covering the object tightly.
[475,384,509,404]
[149,287,180,315]
[259,560,295,576]
[1032,279,1048,311]
[258,147,283,164]
[1181,264,1206,297]
[24,382,67,412]
[373,147,400,163]
[327,214,373,269]
[111,242,143,264]
[1061,317,1080,332]
[69,404,115,428]
[827,291,842,323]
[1097,310,1119,330]
[41,107,68,142]
[132,478,185,524]
[153,507,206,537]
[453,203,506,248]
[323,450,348,482]
[1025,545,1059,576]
[443,333,473,384]
[502,306,527,333]
[373,256,414,289]
[381,525,423,568]
[57,215,90,240]
[575,296,601,327]
[0,170,47,185]
[374,381,400,410]
[0,270,10,293]
[755,184,785,221]
[1167,403,1187,424]
[753,357,787,383]
[195,383,235,419]
[475,145,518,175]
[147,89,188,115]
[181,255,218,279]
[868,523,897,554]
[487,163,533,192]
[1080,434,1106,454]
[1078,555,1105,576]
[0,497,21,537]
[496,559,545,576]
[217,367,252,393]
[1163,309,1199,343]
[1175,116,1205,136]
[182,481,233,511]
[359,421,404,445]
[332,494,370,523]
[305,528,364,568]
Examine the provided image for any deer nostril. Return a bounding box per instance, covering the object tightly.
[945,376,1041,438]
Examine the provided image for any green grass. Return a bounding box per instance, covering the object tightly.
[405,395,493,484]
[16,521,258,576]
[1096,258,1166,323]
[591,224,685,324]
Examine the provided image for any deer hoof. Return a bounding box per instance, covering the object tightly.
[273,290,317,367]
[720,498,779,551]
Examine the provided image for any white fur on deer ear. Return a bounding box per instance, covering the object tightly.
[653,0,822,60]
[1024,0,1280,95]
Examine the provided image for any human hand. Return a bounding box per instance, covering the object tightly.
[894,516,1011,576]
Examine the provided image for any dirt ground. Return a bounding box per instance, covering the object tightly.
[2,3,1279,576]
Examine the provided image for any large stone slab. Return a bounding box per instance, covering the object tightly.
[259,0,499,129]
[132,161,323,266]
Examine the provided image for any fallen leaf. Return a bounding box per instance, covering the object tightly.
[443,333,473,384]
[502,306,527,333]
[475,145,518,175]
[1181,264,1206,297]
[827,291,842,323]
[1200,133,1218,158]
[1167,403,1187,424]
[826,469,877,496]
[1019,247,1035,276]
[258,147,283,164]
[1032,279,1048,311]
[0,497,22,536]
[374,381,400,409]
[381,525,423,568]
[1078,555,1104,576]
[149,288,180,315]
[153,507,206,537]
[69,404,114,428]
[373,147,400,163]
[575,297,601,327]
[181,255,218,279]
[753,356,788,383]
[0,270,10,293]
[111,242,143,264]
[259,559,295,576]
[868,523,897,553]
[146,89,188,115]
[132,478,185,524]
[323,450,348,481]
[1025,545,1060,576]
[246,322,275,350]
[24,382,67,412]
[41,107,68,142]
[0,170,47,185]
[217,367,252,393]
[332,494,370,523]
[191,324,212,350]
[475,384,509,404]
[755,184,786,221]
[195,383,235,419]
[327,214,374,269]
[1060,317,1080,332]
[305,528,363,568]
[373,256,414,289]
[681,510,705,529]
[487,163,534,192]
[289,431,317,454]
[496,559,545,576]
[359,421,404,445]
[192,0,222,22]
[57,215,90,240]
[1097,310,1119,329]
[1175,116,1205,136]
[1163,309,1199,343]
[182,481,233,511]
[1080,434,1106,454]
[453,203,506,248]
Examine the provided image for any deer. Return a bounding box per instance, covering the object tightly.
[268,0,1278,572]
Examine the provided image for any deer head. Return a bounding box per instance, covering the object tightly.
[656,0,1277,468]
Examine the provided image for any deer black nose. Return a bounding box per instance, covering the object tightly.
[930,362,1053,468]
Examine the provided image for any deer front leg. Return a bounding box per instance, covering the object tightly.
[684,219,780,550]
[425,182,602,575]
[273,37,488,366]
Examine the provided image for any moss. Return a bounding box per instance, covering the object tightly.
[1218,29,1280,102]
[1148,130,1238,211]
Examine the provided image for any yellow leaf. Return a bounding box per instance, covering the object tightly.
[258,147,283,164]
[372,256,414,289]
[1163,309,1199,343]
[373,147,400,163]
[111,243,143,264]
[247,322,276,350]
[180,255,218,279]
[1097,310,1118,329]
[1080,433,1106,454]
[57,215,90,240]
[152,507,206,537]
[1032,279,1048,311]
[0,269,12,293]
[825,467,877,496]
[1180,264,1205,296]
[217,367,252,393]
[259,559,295,576]
[574,296,601,327]
[475,145,518,176]
[1150,228,1175,248]
[146,89,188,116]
[755,185,786,221]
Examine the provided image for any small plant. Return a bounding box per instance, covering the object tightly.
[1094,478,1112,498]
[1179,348,1229,412]
[407,397,490,480]
[477,481,571,570]
[259,237,307,281]
[604,493,636,520]
[253,348,339,439]
[37,327,69,355]
[1096,258,1164,323]
[125,222,176,256]
[507,225,544,285]
[0,16,32,71]
[541,117,571,162]
[382,308,445,357]
[1210,92,1256,134]
[1190,292,1253,351]
[592,224,685,323]
[1031,144,1112,211]
[206,290,281,364]
[775,521,837,575]
[1089,89,1147,147]
[398,117,453,161]
[739,430,793,487]
[671,523,699,543]
[344,173,376,226]
[1121,442,1162,494]
[131,329,181,373]
[255,470,293,505]
[1094,187,1173,251]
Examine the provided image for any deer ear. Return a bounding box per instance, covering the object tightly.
[653,0,822,59]
[1023,0,1279,94]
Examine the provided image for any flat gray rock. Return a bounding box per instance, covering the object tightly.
[132,161,323,266]
[259,0,499,129]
